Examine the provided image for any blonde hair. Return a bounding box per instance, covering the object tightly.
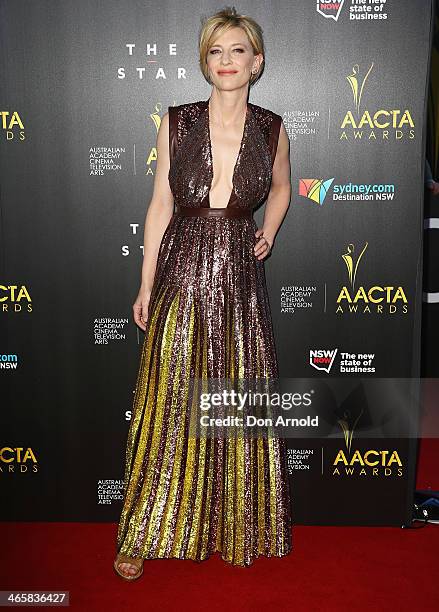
[199,6,265,87]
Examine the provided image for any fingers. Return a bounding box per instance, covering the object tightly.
[133,304,148,331]
[140,311,148,331]
[427,181,439,195]
[254,236,272,260]
[254,227,273,260]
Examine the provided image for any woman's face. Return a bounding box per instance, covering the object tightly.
[206,26,262,90]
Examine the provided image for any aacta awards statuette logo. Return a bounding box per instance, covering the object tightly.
[332,407,403,478]
[145,103,163,176]
[340,62,415,140]
[336,242,408,314]
[146,102,176,176]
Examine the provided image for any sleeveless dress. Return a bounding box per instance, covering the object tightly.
[115,99,293,567]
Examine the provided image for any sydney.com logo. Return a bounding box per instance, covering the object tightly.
[299,178,395,205]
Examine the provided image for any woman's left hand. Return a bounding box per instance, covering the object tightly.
[254,228,273,260]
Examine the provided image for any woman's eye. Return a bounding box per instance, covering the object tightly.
[209,48,245,54]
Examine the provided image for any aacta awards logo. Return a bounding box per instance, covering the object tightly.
[145,103,163,176]
[0,284,32,312]
[340,62,415,140]
[0,447,38,473]
[332,407,403,477]
[146,102,175,176]
[1,111,25,141]
[336,242,408,314]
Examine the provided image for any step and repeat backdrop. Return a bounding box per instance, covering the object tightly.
[1,0,434,525]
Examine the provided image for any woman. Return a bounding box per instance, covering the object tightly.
[114,6,292,579]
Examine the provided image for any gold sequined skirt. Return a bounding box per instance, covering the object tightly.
[116,208,293,567]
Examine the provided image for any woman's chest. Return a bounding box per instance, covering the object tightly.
[168,104,273,209]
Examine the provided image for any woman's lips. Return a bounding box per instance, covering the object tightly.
[217,71,238,75]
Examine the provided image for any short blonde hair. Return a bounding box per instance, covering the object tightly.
[199,6,265,87]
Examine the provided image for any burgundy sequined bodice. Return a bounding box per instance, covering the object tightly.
[168,99,282,210]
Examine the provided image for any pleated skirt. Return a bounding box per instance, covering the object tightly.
[116,212,293,566]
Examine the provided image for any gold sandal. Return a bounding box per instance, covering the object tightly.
[113,553,144,581]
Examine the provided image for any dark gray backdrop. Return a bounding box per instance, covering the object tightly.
[0,0,434,525]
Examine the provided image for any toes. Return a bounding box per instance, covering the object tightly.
[118,562,137,575]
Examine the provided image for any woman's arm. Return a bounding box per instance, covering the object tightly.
[139,111,175,292]
[254,121,291,259]
[133,112,174,330]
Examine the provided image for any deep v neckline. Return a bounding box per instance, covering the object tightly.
[205,99,250,209]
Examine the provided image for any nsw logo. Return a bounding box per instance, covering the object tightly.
[309,349,338,373]
[316,0,345,21]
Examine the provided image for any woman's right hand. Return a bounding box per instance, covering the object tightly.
[133,287,151,331]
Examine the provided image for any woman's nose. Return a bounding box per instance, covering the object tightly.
[220,53,232,64]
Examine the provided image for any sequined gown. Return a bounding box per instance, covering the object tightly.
[116,99,292,567]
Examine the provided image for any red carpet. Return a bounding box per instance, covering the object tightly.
[1,438,438,611]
